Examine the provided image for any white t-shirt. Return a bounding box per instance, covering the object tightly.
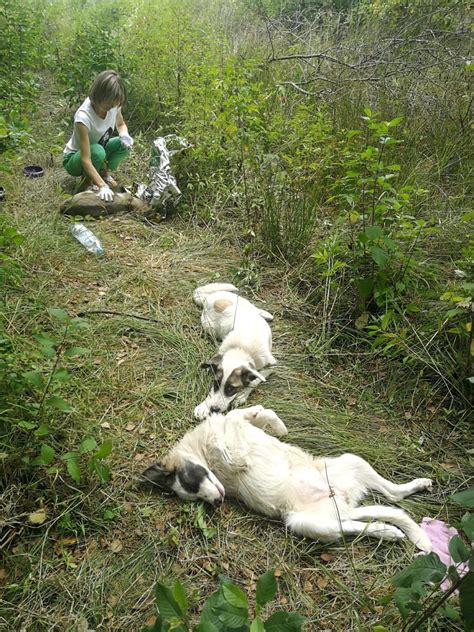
[63,97,121,154]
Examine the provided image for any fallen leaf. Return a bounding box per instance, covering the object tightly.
[149,433,156,440]
[404,411,412,420]
[28,509,47,525]
[274,568,282,577]
[320,552,335,562]
[125,423,136,432]
[138,428,147,435]
[109,539,123,553]
[317,576,329,589]
[144,616,156,626]
[101,422,111,429]
[134,453,145,462]
[281,597,288,605]
[347,398,357,407]
[303,580,313,592]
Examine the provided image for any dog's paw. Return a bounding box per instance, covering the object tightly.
[194,401,211,420]
[378,526,406,542]
[414,532,433,554]
[412,478,433,494]
[257,409,288,436]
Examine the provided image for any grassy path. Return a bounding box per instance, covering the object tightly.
[1,79,470,631]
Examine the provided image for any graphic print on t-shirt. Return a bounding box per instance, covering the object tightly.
[98,127,113,147]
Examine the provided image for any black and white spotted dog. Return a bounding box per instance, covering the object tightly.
[193,283,276,420]
[142,406,433,552]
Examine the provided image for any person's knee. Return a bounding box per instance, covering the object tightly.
[90,144,106,170]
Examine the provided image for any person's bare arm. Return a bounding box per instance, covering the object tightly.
[77,123,106,187]
[116,110,128,136]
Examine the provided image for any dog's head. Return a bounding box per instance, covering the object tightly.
[141,458,225,506]
[200,352,266,414]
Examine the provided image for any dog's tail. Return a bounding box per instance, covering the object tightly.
[193,283,238,306]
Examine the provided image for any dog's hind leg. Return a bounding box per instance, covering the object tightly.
[332,454,433,502]
[193,283,238,306]
[349,506,432,553]
[225,407,288,436]
[285,511,405,544]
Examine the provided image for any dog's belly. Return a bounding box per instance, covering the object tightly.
[291,469,350,510]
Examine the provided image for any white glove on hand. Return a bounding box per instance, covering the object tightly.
[98,185,114,202]
[119,132,134,149]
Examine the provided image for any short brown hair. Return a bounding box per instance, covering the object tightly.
[90,70,127,107]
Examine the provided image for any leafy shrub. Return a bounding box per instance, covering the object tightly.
[1,307,112,484]
[142,570,305,631]
[388,486,474,631]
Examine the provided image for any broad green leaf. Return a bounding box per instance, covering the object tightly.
[35,346,56,359]
[217,610,248,628]
[451,487,474,508]
[250,618,264,632]
[393,586,424,620]
[365,225,383,240]
[172,581,188,615]
[256,570,277,607]
[47,307,70,322]
[391,553,446,588]
[387,116,403,128]
[40,444,55,465]
[52,367,71,383]
[91,460,110,482]
[17,420,36,430]
[79,437,97,454]
[193,624,219,632]
[222,583,248,610]
[93,439,113,459]
[22,370,45,389]
[461,513,474,540]
[441,604,461,620]
[370,245,390,268]
[62,452,81,482]
[63,346,90,358]
[45,396,73,412]
[34,424,50,437]
[200,588,247,631]
[459,572,474,630]
[264,611,306,631]
[449,535,470,563]
[33,333,56,347]
[356,277,374,300]
[155,583,184,621]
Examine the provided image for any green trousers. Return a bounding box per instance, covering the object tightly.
[63,137,129,176]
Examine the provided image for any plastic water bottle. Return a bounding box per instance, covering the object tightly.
[70,223,104,255]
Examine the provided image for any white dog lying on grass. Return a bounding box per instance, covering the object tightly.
[193,283,276,420]
[142,406,433,552]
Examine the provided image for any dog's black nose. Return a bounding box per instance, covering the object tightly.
[210,406,221,413]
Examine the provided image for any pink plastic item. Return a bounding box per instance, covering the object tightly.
[420,517,469,590]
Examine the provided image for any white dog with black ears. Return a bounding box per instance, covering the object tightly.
[142,406,433,552]
[193,283,277,420]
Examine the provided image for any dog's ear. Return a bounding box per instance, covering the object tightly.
[200,353,223,371]
[241,366,266,386]
[140,463,174,490]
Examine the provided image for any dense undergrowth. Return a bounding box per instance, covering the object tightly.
[1,0,472,630]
